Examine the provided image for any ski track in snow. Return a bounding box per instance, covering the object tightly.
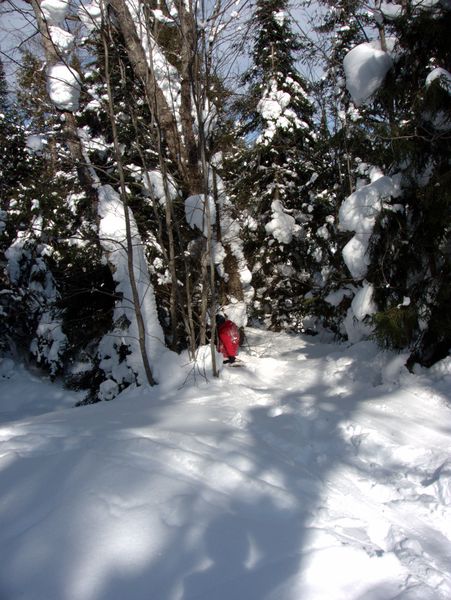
[0,328,450,600]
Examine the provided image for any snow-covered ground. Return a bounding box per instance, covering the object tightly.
[0,328,450,600]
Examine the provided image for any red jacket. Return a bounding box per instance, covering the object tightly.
[217,320,240,359]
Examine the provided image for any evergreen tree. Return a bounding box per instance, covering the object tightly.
[1,51,114,385]
[232,0,319,331]
[314,1,450,364]
[302,1,376,335]
[367,3,451,366]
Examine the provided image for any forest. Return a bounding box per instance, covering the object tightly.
[1,0,450,401]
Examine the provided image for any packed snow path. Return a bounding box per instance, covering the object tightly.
[0,328,450,600]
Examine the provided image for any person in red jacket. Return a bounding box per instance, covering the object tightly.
[216,314,240,364]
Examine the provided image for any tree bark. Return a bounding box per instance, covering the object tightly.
[102,26,156,386]
[107,0,202,192]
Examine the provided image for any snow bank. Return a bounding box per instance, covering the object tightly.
[343,41,393,106]
[47,63,81,112]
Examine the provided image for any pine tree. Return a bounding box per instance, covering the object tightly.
[314,1,450,364]
[367,3,451,366]
[232,0,319,331]
[302,1,375,334]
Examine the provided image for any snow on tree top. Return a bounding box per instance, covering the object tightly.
[343,41,393,106]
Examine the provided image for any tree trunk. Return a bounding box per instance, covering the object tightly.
[102,26,156,386]
[107,0,201,192]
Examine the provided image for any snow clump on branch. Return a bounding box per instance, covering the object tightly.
[343,41,393,106]
[265,200,299,245]
[47,64,81,112]
[49,25,75,54]
[40,0,70,24]
[185,194,216,237]
[339,167,401,280]
[257,79,309,142]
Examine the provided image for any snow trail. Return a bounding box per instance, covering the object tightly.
[0,328,450,600]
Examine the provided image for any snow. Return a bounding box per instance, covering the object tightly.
[324,287,353,307]
[185,194,216,237]
[97,185,166,390]
[40,0,70,24]
[78,1,103,31]
[265,199,299,245]
[412,0,443,10]
[351,280,376,321]
[213,174,253,310]
[339,169,402,279]
[221,299,247,329]
[49,25,74,54]
[339,168,401,342]
[151,9,174,25]
[257,79,309,142]
[1,328,450,600]
[125,0,181,123]
[272,10,286,26]
[425,67,451,94]
[26,134,45,151]
[47,63,81,112]
[379,2,404,20]
[143,169,178,205]
[343,41,393,106]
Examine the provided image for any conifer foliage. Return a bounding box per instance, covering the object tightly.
[233,0,317,331]
[367,3,451,366]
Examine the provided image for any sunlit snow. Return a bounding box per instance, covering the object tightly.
[343,41,393,106]
[1,328,450,600]
[47,63,81,112]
